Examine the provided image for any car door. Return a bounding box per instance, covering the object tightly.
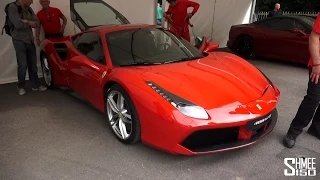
[69,31,107,107]
[262,18,300,61]
[68,0,131,106]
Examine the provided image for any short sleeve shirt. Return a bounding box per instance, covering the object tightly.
[308,13,320,66]
[37,7,63,35]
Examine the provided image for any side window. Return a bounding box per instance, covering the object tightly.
[294,20,307,32]
[256,20,274,28]
[269,18,295,31]
[76,32,105,64]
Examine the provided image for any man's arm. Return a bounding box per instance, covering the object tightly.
[310,31,320,64]
[163,6,172,19]
[8,4,29,30]
[35,13,41,43]
[26,8,39,28]
[186,0,200,15]
[58,9,67,30]
[310,15,320,65]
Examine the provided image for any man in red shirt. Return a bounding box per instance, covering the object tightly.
[164,0,200,42]
[283,13,320,148]
[35,0,67,45]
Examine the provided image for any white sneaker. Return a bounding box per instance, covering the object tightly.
[18,88,26,95]
[32,86,47,91]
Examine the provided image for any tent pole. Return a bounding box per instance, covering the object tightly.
[249,0,257,23]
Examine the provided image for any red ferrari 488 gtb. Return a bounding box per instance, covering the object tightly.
[39,0,280,155]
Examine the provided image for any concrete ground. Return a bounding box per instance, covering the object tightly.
[0,58,320,180]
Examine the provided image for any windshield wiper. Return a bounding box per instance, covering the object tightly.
[163,56,203,64]
[119,62,162,67]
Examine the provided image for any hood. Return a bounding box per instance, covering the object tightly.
[139,52,269,109]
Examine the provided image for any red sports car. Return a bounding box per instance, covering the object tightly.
[227,15,316,65]
[39,0,280,155]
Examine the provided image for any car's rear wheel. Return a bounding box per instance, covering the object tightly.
[40,53,56,88]
[235,36,255,59]
[105,84,141,144]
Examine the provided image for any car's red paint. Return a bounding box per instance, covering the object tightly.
[39,0,280,155]
[227,16,314,64]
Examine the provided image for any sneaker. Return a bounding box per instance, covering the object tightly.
[283,135,296,148]
[17,88,26,95]
[32,85,47,91]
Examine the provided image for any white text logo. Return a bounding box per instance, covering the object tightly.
[284,157,316,176]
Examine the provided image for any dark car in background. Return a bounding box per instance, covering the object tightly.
[227,15,316,65]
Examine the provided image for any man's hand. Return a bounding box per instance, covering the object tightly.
[36,38,40,46]
[60,26,65,35]
[311,64,320,84]
[186,13,193,19]
[20,19,28,24]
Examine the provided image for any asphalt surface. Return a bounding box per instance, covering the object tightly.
[0,57,320,180]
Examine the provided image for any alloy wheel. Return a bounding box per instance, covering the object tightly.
[106,90,133,140]
[42,57,51,86]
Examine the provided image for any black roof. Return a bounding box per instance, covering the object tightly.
[254,14,316,24]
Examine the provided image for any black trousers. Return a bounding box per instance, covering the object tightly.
[287,68,320,138]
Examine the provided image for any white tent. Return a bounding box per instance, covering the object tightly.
[0,0,255,84]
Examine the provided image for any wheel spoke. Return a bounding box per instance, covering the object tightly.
[119,118,129,139]
[122,117,131,124]
[108,97,119,113]
[111,117,119,127]
[123,112,131,120]
[117,94,125,110]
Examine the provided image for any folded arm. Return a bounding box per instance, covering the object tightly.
[187,0,200,15]
[8,4,29,30]
[26,8,40,28]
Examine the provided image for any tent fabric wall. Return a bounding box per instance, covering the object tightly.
[0,0,252,85]
[0,0,156,84]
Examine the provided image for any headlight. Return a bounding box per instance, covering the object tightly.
[146,81,209,119]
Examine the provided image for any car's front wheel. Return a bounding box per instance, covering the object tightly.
[105,84,141,144]
[235,36,255,59]
[40,53,56,88]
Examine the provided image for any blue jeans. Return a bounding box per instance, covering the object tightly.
[157,19,162,25]
[12,39,40,89]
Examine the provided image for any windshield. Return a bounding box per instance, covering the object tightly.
[106,28,204,66]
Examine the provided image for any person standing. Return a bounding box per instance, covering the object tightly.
[267,3,282,17]
[8,0,47,95]
[283,12,320,148]
[163,0,200,42]
[35,0,67,45]
[157,3,163,25]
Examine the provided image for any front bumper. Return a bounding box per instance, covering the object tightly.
[171,108,278,155]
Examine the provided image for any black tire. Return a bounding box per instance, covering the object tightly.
[235,36,255,59]
[105,84,141,144]
[40,53,56,89]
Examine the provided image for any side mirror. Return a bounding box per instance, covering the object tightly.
[203,42,219,52]
[196,36,219,52]
[290,28,306,36]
